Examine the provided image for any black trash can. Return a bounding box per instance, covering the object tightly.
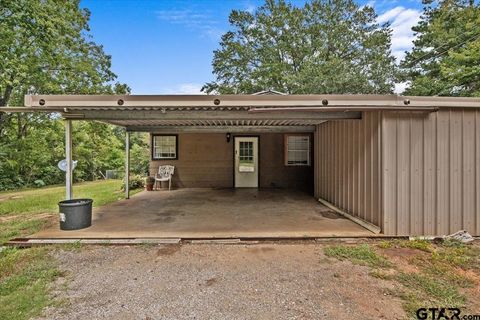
[58,199,93,230]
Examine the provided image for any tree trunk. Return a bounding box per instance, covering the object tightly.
[0,82,15,135]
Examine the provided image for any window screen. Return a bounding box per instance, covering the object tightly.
[285,135,310,166]
[153,135,177,160]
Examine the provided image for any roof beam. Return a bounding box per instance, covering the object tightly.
[249,106,439,113]
[64,110,362,121]
[124,125,317,133]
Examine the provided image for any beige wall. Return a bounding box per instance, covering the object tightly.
[314,112,383,227]
[382,109,480,236]
[259,133,313,191]
[150,133,313,191]
[315,109,480,236]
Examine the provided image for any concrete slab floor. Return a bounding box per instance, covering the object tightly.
[30,188,374,239]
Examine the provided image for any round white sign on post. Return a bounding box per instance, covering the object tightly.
[58,159,78,171]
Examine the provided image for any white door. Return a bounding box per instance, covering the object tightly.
[234,137,258,188]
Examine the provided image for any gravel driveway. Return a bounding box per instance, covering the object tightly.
[38,243,405,320]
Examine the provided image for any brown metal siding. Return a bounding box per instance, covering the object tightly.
[382,109,480,236]
[150,133,313,191]
[315,112,383,227]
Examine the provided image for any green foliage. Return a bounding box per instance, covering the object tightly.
[0,0,129,107]
[130,132,150,176]
[369,269,393,280]
[324,244,392,268]
[373,240,480,317]
[122,175,145,191]
[401,0,480,96]
[0,1,150,191]
[379,239,434,252]
[0,180,143,243]
[203,0,396,94]
[396,272,466,315]
[0,180,125,216]
[0,218,49,245]
[0,247,61,320]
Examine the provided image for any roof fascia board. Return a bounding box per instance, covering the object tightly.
[22,94,480,109]
[25,94,400,108]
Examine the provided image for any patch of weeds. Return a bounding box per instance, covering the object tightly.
[369,269,393,280]
[441,239,465,248]
[380,239,433,252]
[377,240,393,249]
[422,263,475,288]
[399,291,423,317]
[403,239,433,252]
[396,272,465,316]
[140,241,158,249]
[431,246,476,269]
[324,244,392,268]
[60,240,83,251]
[0,218,50,245]
[0,247,61,320]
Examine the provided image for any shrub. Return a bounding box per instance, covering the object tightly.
[33,180,46,188]
[121,175,145,190]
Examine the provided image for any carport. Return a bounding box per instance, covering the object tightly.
[9,93,477,239]
[30,188,373,239]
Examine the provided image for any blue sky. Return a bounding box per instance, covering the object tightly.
[81,0,424,94]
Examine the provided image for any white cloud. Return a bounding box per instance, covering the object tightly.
[155,8,224,41]
[161,83,205,95]
[377,6,421,62]
[394,82,409,94]
[246,5,256,13]
[367,1,376,7]
[377,6,405,24]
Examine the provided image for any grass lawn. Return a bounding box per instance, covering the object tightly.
[0,180,142,320]
[0,247,61,320]
[1,179,131,216]
[0,179,142,244]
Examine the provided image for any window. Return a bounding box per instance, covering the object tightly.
[285,134,310,166]
[152,135,178,160]
[239,141,254,164]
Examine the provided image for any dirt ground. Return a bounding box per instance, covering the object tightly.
[38,243,406,320]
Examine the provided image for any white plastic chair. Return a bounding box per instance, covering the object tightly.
[155,165,175,190]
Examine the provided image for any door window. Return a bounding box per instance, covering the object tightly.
[239,141,254,164]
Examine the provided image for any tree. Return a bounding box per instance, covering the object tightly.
[0,0,128,108]
[401,0,480,96]
[0,0,136,190]
[202,0,397,94]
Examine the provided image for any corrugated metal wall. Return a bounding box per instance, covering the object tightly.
[315,108,480,236]
[382,109,480,236]
[314,112,383,228]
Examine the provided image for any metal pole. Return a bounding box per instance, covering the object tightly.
[65,120,73,200]
[125,130,130,199]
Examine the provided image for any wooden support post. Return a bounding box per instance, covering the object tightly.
[125,130,130,199]
[65,120,73,200]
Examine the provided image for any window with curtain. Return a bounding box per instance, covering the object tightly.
[152,135,177,160]
[285,134,310,166]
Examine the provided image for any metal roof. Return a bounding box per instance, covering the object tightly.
[2,94,478,132]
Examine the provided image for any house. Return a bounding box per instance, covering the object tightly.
[6,93,480,238]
